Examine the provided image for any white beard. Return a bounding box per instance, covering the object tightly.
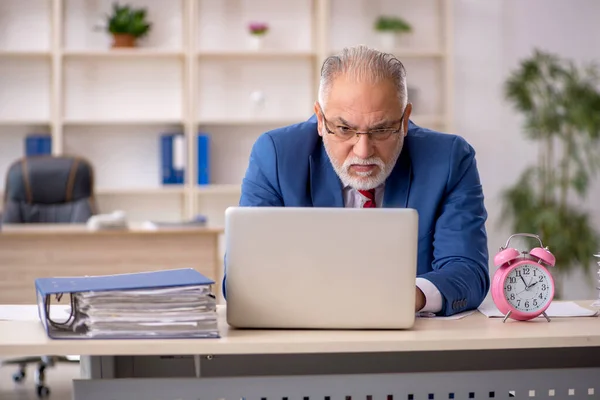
[323,131,404,191]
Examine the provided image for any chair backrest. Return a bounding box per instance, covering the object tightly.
[1,155,97,223]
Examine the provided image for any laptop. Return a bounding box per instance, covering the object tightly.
[224,207,419,330]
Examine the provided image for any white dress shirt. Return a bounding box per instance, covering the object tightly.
[343,185,443,313]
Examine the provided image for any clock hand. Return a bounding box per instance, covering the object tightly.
[520,275,528,289]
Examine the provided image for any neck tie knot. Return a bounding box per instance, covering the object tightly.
[358,189,376,208]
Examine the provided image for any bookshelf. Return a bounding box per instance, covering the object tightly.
[0,0,454,227]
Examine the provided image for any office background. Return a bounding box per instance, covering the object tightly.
[0,0,599,303]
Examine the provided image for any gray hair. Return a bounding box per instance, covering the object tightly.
[318,45,407,110]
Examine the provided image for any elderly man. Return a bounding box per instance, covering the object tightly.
[229,45,489,317]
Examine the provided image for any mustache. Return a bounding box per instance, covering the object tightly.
[342,157,385,169]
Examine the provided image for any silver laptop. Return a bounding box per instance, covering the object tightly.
[224,207,419,330]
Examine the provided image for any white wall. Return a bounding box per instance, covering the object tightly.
[453,0,600,300]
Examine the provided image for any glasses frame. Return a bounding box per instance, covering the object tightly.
[318,104,409,143]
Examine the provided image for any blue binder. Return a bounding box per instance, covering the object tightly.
[25,134,52,156]
[35,268,217,340]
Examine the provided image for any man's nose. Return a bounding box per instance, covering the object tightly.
[352,134,374,159]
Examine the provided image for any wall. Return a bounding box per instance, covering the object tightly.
[453,0,600,300]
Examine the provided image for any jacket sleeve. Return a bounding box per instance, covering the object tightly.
[419,135,490,316]
[239,132,284,207]
[223,132,284,299]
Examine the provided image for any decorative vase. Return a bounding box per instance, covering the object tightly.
[248,35,264,51]
[377,32,396,51]
[112,34,136,48]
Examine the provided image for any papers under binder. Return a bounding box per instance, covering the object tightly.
[35,268,219,339]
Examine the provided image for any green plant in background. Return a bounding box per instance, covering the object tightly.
[502,48,600,297]
[105,2,151,47]
[374,16,412,34]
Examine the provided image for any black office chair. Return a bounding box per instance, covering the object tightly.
[1,155,97,398]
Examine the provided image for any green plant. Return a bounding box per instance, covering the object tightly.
[106,2,151,38]
[501,48,600,296]
[374,16,412,34]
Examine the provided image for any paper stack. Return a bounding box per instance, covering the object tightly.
[594,254,600,308]
[35,268,219,339]
[72,285,218,338]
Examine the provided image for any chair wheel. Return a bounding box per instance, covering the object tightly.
[12,371,25,383]
[36,385,50,398]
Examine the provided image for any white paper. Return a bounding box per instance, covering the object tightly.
[477,300,598,318]
[0,304,70,321]
[416,310,476,320]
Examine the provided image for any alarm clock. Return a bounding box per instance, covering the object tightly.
[492,233,556,323]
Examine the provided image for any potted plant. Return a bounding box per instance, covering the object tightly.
[374,16,412,50]
[105,2,152,48]
[247,22,269,50]
[501,49,600,298]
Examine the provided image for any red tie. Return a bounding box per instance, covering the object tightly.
[358,189,376,208]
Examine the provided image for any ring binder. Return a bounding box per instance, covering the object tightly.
[35,269,219,339]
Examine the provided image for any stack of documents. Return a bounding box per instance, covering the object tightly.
[35,268,219,339]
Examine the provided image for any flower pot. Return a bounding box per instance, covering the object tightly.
[112,34,137,48]
[376,31,396,51]
[248,35,264,51]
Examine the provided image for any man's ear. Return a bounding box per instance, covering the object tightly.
[403,102,413,136]
[314,101,324,137]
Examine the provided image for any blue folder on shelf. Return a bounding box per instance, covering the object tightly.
[35,268,219,340]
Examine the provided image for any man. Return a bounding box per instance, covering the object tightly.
[227,45,489,316]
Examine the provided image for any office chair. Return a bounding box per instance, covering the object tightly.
[1,155,97,398]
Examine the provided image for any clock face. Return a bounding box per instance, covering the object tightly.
[503,263,553,313]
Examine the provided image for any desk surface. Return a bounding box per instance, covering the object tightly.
[0,223,224,236]
[0,302,599,357]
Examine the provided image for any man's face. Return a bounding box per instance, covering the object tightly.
[315,76,411,190]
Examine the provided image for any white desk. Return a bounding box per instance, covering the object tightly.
[1,303,600,399]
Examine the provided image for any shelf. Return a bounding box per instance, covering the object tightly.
[198,50,316,59]
[0,119,50,126]
[198,118,306,126]
[63,119,183,126]
[0,50,50,58]
[330,49,446,58]
[63,49,185,59]
[96,187,186,196]
[196,184,241,195]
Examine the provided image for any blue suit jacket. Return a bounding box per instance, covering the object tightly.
[224,115,490,316]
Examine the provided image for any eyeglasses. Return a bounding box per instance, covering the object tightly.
[318,104,407,143]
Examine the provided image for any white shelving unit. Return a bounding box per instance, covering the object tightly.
[0,0,454,227]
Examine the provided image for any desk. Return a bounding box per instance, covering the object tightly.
[0,224,224,303]
[0,303,599,400]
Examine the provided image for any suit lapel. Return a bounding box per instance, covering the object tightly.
[383,140,413,208]
[309,141,344,207]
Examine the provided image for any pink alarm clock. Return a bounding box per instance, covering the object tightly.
[492,233,556,323]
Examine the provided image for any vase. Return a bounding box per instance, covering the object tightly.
[112,34,136,48]
[377,32,396,51]
[248,35,264,51]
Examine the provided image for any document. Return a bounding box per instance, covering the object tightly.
[477,300,599,318]
[0,305,70,322]
[416,310,476,320]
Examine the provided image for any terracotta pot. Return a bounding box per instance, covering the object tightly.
[112,34,137,48]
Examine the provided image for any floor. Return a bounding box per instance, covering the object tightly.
[0,358,77,400]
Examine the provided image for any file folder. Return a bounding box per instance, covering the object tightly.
[35,269,219,340]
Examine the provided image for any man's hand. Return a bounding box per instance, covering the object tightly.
[415,287,426,312]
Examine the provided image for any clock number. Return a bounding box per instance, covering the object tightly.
[509,277,516,284]
[525,300,530,308]
[539,275,544,282]
[541,284,547,291]
[506,285,512,291]
[517,299,521,307]
[533,269,537,277]
[510,294,515,300]
[533,299,538,307]
[515,270,521,277]
[539,293,543,300]
[523,267,530,275]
